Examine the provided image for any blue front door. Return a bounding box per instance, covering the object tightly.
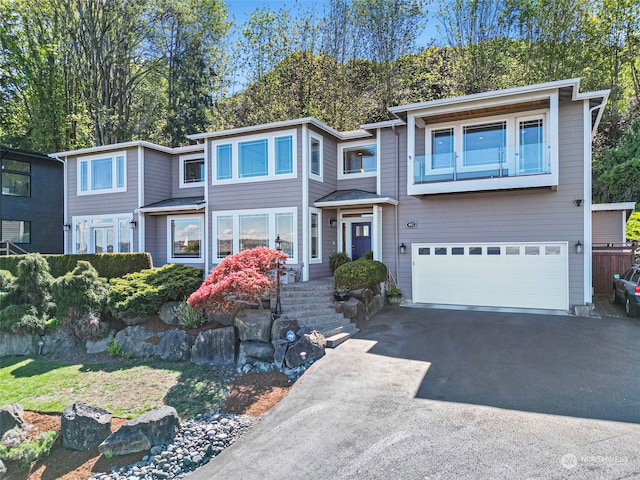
[351,222,371,260]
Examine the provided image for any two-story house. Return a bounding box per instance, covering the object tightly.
[1,146,63,254]
[51,78,609,313]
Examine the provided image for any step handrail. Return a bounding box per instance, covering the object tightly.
[0,240,29,256]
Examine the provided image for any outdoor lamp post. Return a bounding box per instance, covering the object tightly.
[274,234,282,314]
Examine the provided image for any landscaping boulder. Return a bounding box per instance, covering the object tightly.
[155,330,194,362]
[367,294,384,318]
[350,288,374,307]
[61,401,112,450]
[41,329,77,355]
[237,341,275,365]
[86,330,115,354]
[210,312,234,327]
[235,309,273,342]
[0,458,6,480]
[272,340,288,369]
[158,302,181,326]
[117,315,148,327]
[285,332,325,368]
[271,317,299,341]
[335,297,367,328]
[115,325,157,358]
[0,332,35,357]
[98,406,179,457]
[191,326,236,366]
[0,404,24,437]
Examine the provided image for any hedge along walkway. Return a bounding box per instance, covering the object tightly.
[0,356,230,418]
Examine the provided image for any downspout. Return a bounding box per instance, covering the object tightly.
[393,123,400,284]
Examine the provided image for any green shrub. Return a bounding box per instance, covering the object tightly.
[0,254,54,333]
[0,429,57,471]
[52,261,110,319]
[334,259,387,290]
[108,264,204,320]
[329,252,351,273]
[360,250,374,260]
[0,269,15,291]
[174,300,210,329]
[0,304,48,333]
[0,252,153,279]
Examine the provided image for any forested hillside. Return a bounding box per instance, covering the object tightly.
[1,0,639,201]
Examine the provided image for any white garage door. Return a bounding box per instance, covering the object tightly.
[412,242,569,310]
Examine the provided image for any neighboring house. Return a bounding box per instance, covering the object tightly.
[51,78,609,313]
[592,202,636,246]
[0,146,63,254]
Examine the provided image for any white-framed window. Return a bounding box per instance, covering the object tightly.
[338,140,377,179]
[309,134,323,181]
[212,129,297,184]
[167,215,204,263]
[77,151,126,195]
[212,207,298,263]
[179,153,205,187]
[310,208,322,263]
[72,214,132,254]
[421,110,548,180]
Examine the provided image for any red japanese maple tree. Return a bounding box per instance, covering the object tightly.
[188,246,288,314]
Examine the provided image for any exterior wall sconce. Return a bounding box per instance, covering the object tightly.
[575,241,583,254]
[329,218,337,228]
[129,219,137,229]
[574,199,583,207]
[399,243,407,254]
[63,223,71,231]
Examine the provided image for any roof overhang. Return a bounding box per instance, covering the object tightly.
[138,197,206,214]
[187,117,372,142]
[314,189,399,208]
[592,202,636,221]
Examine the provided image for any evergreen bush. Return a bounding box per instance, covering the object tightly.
[329,252,351,273]
[334,259,387,291]
[108,264,204,320]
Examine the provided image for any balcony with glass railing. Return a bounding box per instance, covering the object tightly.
[413,143,551,185]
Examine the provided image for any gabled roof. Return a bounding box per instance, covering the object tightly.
[314,189,398,207]
[139,196,206,214]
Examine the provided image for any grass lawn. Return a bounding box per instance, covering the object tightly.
[0,356,230,418]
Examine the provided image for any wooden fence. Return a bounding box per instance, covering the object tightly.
[592,244,635,295]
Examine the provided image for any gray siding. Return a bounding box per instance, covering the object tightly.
[67,147,139,217]
[309,129,339,278]
[381,100,587,309]
[143,149,172,205]
[337,177,377,192]
[593,211,624,244]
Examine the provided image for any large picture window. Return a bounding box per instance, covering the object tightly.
[78,152,126,194]
[1,220,30,243]
[213,208,297,263]
[168,216,203,262]
[1,159,30,197]
[212,130,296,183]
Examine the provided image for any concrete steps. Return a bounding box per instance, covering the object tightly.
[278,277,359,347]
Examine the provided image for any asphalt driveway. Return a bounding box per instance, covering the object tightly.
[188,306,640,479]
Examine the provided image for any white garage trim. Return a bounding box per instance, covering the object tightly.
[411,242,569,311]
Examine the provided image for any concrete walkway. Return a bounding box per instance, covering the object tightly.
[188,306,640,479]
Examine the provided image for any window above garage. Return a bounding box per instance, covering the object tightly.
[402,90,561,196]
[414,111,550,189]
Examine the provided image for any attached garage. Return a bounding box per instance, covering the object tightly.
[411,242,569,310]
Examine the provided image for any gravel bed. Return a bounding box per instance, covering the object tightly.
[89,412,255,480]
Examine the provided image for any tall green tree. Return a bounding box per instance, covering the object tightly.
[149,0,230,146]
